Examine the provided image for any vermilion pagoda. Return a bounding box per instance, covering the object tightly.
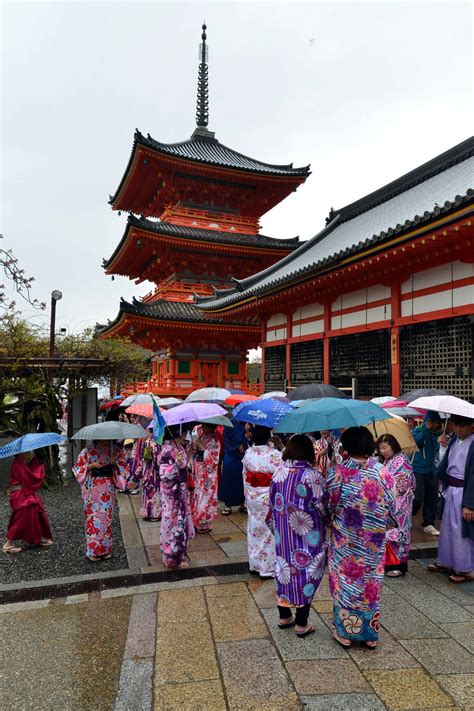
[99,25,309,395]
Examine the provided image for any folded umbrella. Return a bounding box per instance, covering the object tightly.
[232,398,294,428]
[274,398,390,434]
[185,387,231,403]
[367,418,419,454]
[408,395,474,419]
[163,403,227,426]
[71,422,149,440]
[288,383,349,401]
[0,432,65,459]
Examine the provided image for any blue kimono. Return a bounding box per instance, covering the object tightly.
[218,420,248,506]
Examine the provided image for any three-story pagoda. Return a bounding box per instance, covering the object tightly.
[99,25,310,396]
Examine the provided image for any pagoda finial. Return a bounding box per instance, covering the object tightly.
[193,23,215,138]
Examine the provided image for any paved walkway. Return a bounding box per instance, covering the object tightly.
[2,561,473,710]
[118,494,439,573]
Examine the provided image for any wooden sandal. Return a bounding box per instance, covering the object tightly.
[3,543,22,554]
[296,624,316,638]
[448,573,474,584]
[427,563,452,573]
[221,508,232,516]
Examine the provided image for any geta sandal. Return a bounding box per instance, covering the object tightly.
[278,619,295,629]
[221,508,232,516]
[296,624,316,638]
[448,573,474,584]
[333,633,352,649]
[3,544,22,554]
[427,563,452,573]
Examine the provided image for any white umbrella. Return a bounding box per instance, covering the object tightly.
[121,394,152,408]
[71,422,149,440]
[371,396,397,405]
[157,397,184,408]
[185,387,231,403]
[261,391,287,399]
[409,395,474,419]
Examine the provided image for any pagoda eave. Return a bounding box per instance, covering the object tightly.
[109,139,309,218]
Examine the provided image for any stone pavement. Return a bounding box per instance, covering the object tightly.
[2,561,473,710]
[118,494,439,574]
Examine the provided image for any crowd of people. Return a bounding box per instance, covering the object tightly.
[3,406,473,649]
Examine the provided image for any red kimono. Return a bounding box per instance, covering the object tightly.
[6,457,52,544]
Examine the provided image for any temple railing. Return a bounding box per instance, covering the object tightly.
[121,379,263,397]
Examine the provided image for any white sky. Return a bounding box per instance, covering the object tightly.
[2,0,472,336]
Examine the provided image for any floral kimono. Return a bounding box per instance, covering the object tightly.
[158,440,195,567]
[140,440,162,520]
[127,438,145,492]
[326,457,397,642]
[243,444,282,577]
[268,460,326,605]
[383,452,416,571]
[313,436,343,478]
[190,427,221,532]
[73,442,127,558]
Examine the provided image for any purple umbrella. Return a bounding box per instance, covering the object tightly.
[162,402,227,426]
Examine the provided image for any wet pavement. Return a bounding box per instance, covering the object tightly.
[2,561,473,710]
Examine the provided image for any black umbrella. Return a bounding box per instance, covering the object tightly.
[401,388,452,403]
[288,383,349,401]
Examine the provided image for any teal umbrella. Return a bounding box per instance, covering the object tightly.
[273,398,391,434]
[199,416,234,428]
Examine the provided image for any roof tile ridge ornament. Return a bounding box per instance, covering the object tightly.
[192,23,215,140]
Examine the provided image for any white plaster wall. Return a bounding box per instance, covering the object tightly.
[293,303,324,321]
[266,327,287,342]
[292,319,324,337]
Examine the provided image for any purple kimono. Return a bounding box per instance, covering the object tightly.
[268,460,326,606]
[158,440,194,567]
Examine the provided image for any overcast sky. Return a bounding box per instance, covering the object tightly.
[2,0,472,336]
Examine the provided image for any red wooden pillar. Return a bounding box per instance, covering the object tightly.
[390,284,401,396]
[285,312,292,388]
[323,302,331,384]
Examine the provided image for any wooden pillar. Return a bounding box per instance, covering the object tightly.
[285,312,292,388]
[390,283,401,396]
[323,302,331,384]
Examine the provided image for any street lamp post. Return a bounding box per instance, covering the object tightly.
[49,290,63,357]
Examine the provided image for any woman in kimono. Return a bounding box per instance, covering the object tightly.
[218,419,249,515]
[158,425,195,568]
[268,435,326,638]
[73,441,128,561]
[377,434,416,577]
[326,427,397,649]
[430,415,474,583]
[126,415,147,495]
[3,451,53,554]
[313,430,343,478]
[140,437,161,521]
[190,423,221,533]
[242,425,281,577]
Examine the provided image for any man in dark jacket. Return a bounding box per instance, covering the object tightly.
[412,411,443,535]
[429,415,474,583]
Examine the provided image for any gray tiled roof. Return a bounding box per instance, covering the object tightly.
[102,216,299,268]
[97,298,255,332]
[135,130,310,177]
[198,138,474,311]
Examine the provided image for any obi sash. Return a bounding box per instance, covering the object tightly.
[245,470,272,488]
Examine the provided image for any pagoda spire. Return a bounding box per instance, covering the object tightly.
[193,23,215,139]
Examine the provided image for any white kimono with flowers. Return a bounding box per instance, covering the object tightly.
[242,444,282,577]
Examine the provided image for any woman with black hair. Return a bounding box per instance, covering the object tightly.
[268,434,326,638]
[158,425,195,568]
[376,434,415,577]
[326,427,397,649]
[242,424,282,577]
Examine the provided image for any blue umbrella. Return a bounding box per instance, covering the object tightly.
[0,432,65,459]
[232,398,294,428]
[273,398,391,434]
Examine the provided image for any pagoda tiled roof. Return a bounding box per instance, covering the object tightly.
[102,215,300,269]
[197,137,474,311]
[135,130,310,177]
[97,297,254,333]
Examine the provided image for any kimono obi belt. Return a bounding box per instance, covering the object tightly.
[90,463,115,478]
[447,475,464,488]
[245,470,273,488]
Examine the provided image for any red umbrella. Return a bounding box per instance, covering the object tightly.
[125,403,164,418]
[99,400,121,412]
[225,394,258,407]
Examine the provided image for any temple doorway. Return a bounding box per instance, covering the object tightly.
[201,361,220,387]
